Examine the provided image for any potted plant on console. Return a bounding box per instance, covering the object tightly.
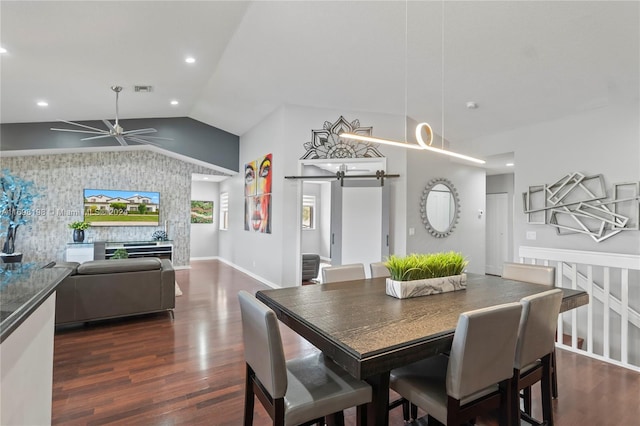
[385,251,468,299]
[1,169,40,263]
[68,221,91,243]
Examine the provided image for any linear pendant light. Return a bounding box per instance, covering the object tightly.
[341,122,486,164]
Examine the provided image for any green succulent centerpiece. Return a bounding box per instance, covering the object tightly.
[384,252,469,299]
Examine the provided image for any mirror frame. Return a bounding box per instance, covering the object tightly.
[419,177,460,238]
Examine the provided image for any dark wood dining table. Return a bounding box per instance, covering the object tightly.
[256,273,589,426]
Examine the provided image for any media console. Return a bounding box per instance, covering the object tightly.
[65,240,173,263]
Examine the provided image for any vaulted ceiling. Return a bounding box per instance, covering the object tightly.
[1,1,638,153]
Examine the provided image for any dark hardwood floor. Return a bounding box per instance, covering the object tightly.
[52,260,640,425]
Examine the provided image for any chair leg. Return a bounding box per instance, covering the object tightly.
[356,404,367,426]
[523,386,532,415]
[243,365,254,426]
[401,399,410,421]
[324,411,345,426]
[541,354,555,426]
[411,403,418,421]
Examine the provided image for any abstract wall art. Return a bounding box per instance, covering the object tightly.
[190,200,213,224]
[523,172,640,242]
[244,153,272,233]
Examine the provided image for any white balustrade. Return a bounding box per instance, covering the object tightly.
[519,246,640,372]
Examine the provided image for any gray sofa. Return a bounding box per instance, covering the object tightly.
[55,257,175,325]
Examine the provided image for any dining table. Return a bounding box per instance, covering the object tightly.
[256,272,589,426]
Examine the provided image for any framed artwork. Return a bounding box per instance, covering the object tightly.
[244,153,272,233]
[191,200,213,224]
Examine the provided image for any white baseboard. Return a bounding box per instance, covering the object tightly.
[216,257,280,289]
[189,256,219,261]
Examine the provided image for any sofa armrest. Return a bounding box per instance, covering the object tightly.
[160,259,176,310]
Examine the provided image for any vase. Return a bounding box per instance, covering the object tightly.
[385,273,467,299]
[73,229,85,243]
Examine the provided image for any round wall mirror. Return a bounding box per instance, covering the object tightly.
[420,178,460,238]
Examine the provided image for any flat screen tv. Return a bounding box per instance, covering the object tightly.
[84,189,160,226]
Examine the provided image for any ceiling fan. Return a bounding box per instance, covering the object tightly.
[51,85,172,146]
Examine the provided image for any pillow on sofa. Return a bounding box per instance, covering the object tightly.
[77,258,162,275]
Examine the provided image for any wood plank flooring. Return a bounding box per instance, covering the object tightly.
[52,260,640,425]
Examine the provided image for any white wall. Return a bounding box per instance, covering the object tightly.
[218,105,410,287]
[219,107,287,287]
[470,103,640,257]
[406,150,487,273]
[190,180,219,259]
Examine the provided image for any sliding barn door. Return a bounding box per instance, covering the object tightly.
[330,180,389,277]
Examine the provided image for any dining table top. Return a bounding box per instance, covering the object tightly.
[256,272,589,380]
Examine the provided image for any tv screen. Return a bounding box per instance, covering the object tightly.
[84,189,160,226]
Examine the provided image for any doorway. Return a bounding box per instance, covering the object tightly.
[297,158,388,281]
[486,193,509,275]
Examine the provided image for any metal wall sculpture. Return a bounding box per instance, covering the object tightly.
[301,116,384,159]
[523,172,640,242]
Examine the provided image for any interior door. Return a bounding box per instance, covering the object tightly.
[330,180,389,277]
[486,193,509,275]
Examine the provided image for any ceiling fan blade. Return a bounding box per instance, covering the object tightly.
[50,128,107,135]
[131,135,174,141]
[81,134,116,141]
[126,136,162,147]
[55,120,107,133]
[122,128,157,135]
[102,119,117,132]
[115,136,128,146]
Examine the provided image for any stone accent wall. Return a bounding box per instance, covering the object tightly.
[1,150,227,267]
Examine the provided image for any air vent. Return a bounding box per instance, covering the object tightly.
[134,85,153,93]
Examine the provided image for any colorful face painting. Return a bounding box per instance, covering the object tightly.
[244,160,257,197]
[256,154,272,195]
[244,154,272,234]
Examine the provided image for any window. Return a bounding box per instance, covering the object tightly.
[220,192,229,230]
[302,195,316,230]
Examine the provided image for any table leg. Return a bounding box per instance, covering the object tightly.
[365,372,390,426]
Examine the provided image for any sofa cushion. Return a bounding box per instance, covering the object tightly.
[77,258,162,275]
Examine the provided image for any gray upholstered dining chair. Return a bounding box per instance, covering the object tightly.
[502,261,561,399]
[237,291,372,426]
[370,261,391,279]
[389,302,523,425]
[322,263,366,283]
[511,288,563,426]
[502,262,555,286]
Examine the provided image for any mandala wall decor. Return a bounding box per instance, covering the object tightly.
[301,116,384,159]
[523,172,640,242]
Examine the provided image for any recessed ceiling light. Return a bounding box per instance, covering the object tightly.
[203,177,209,180]
[466,101,478,109]
[170,100,179,105]
[0,47,7,54]
[37,101,48,107]
[185,57,196,64]
[506,163,514,167]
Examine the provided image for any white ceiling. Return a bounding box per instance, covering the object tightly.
[1,1,638,175]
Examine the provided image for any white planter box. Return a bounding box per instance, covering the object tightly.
[385,273,467,299]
